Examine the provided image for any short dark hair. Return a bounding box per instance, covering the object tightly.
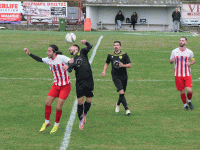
[73,44,80,51]
[181,37,187,41]
[114,41,121,46]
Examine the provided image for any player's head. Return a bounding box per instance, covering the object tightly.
[49,45,63,55]
[113,41,122,52]
[68,44,80,55]
[179,37,188,47]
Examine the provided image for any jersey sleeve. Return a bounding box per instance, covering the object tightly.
[190,51,194,58]
[124,53,131,64]
[106,54,111,64]
[42,57,50,64]
[61,55,71,64]
[170,51,175,60]
[81,42,93,55]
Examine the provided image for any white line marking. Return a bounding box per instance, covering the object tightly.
[89,36,103,64]
[1,77,200,82]
[60,35,103,150]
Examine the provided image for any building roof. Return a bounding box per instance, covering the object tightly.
[85,0,182,7]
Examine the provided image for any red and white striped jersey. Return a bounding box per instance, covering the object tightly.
[42,55,71,86]
[170,47,194,77]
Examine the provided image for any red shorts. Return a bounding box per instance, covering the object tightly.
[48,84,71,100]
[175,76,192,91]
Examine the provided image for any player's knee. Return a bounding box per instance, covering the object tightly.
[187,89,192,93]
[86,98,92,103]
[56,106,62,111]
[45,102,51,106]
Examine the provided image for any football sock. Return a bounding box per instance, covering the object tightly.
[120,94,128,110]
[55,109,62,123]
[45,119,50,124]
[77,104,83,121]
[117,94,122,105]
[45,105,52,120]
[54,122,60,127]
[184,103,188,107]
[84,101,91,115]
[187,92,193,100]
[188,100,191,103]
[181,93,187,104]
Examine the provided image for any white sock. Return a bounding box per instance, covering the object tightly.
[184,103,188,107]
[45,119,50,124]
[188,100,191,103]
[54,122,59,127]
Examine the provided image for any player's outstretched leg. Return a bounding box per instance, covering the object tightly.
[115,95,121,113]
[120,94,131,115]
[50,109,62,134]
[187,92,194,110]
[181,93,188,110]
[78,104,84,130]
[40,105,52,132]
[83,101,91,123]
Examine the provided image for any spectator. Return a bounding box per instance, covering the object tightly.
[115,11,125,30]
[172,8,181,32]
[131,12,137,30]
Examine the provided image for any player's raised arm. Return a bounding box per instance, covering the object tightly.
[102,63,109,77]
[24,48,43,62]
[81,40,93,53]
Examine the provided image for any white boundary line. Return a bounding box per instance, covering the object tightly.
[60,36,103,150]
[1,77,200,82]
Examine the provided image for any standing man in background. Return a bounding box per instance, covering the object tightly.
[172,8,181,32]
[115,11,125,30]
[170,37,195,111]
[102,41,132,115]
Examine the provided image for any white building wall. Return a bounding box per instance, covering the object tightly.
[86,6,179,31]
[86,6,99,29]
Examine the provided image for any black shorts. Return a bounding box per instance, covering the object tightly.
[76,76,94,98]
[112,77,127,92]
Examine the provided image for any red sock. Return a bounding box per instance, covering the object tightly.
[45,105,52,120]
[187,92,193,100]
[55,109,62,123]
[181,94,187,104]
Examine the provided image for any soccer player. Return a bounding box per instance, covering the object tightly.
[63,39,94,130]
[170,37,196,110]
[102,41,132,115]
[24,45,72,134]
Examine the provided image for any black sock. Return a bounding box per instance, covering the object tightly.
[120,94,128,110]
[77,104,83,121]
[84,101,91,115]
[117,94,122,105]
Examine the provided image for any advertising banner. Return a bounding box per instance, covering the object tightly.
[0,1,22,24]
[23,2,67,24]
[181,4,200,19]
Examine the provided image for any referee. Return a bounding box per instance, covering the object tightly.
[64,39,94,130]
[102,41,132,115]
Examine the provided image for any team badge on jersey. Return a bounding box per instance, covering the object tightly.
[113,60,120,69]
[76,57,83,67]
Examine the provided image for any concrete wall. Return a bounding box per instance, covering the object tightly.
[86,6,99,29]
[86,6,180,31]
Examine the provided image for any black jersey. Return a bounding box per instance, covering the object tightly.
[69,42,93,80]
[106,51,131,79]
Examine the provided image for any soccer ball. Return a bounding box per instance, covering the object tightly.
[65,33,76,43]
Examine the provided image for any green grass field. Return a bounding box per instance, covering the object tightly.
[0,30,200,150]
